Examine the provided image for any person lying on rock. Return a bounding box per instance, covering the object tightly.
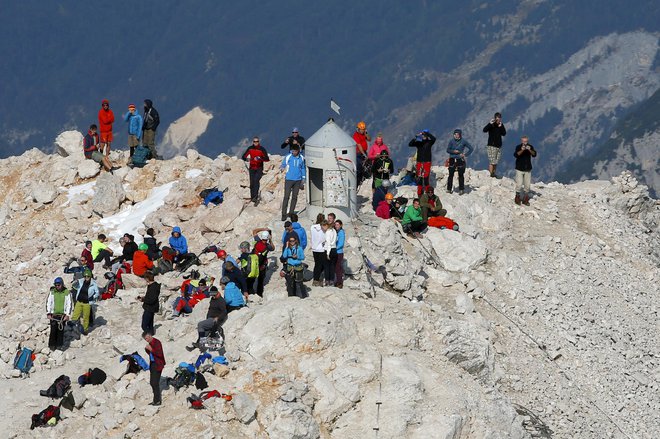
[186,285,228,351]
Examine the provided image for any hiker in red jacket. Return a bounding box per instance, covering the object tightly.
[353,121,371,185]
[241,137,270,205]
[143,330,165,406]
[98,99,115,157]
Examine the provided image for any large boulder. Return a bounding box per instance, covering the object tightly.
[78,159,101,180]
[425,228,488,273]
[31,182,58,204]
[55,130,84,158]
[91,172,126,215]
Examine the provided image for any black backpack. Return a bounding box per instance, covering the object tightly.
[30,405,60,429]
[168,366,196,391]
[40,375,71,399]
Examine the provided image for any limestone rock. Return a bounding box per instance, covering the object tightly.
[232,392,257,424]
[77,159,101,180]
[90,172,125,214]
[31,182,58,204]
[55,130,84,158]
[425,228,488,272]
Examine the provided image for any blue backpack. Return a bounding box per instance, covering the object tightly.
[131,146,150,168]
[14,346,34,375]
[203,190,224,206]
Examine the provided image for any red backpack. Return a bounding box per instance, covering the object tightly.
[428,216,459,231]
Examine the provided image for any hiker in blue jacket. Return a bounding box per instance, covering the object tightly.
[169,226,189,264]
[280,144,306,221]
[123,104,143,157]
[222,276,246,312]
[446,129,474,195]
[281,235,306,298]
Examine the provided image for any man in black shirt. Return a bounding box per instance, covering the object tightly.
[281,127,305,152]
[187,285,228,351]
[513,135,537,206]
[408,130,436,196]
[483,112,507,178]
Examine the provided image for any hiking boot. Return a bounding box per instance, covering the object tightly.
[446,188,452,194]
[522,194,530,206]
[490,171,496,178]
[458,190,464,195]
[336,283,343,289]
[514,194,521,205]
[185,342,198,352]
[149,401,161,406]
[414,232,423,238]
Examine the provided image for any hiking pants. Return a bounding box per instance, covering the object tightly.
[324,249,337,284]
[335,253,344,286]
[447,158,466,192]
[48,315,65,349]
[312,251,326,281]
[71,301,91,331]
[285,266,305,298]
[141,310,155,334]
[198,316,227,337]
[249,168,263,200]
[403,221,427,234]
[173,297,192,315]
[246,277,256,295]
[143,129,158,158]
[515,170,532,194]
[94,249,113,267]
[256,269,266,297]
[282,179,302,220]
[416,162,432,196]
[150,369,162,404]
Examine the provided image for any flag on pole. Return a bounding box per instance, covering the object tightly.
[330,98,341,115]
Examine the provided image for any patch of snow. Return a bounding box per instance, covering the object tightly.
[160,107,213,159]
[185,169,203,179]
[60,181,96,206]
[99,181,176,249]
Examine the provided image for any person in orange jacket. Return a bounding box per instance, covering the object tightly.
[98,99,115,157]
[133,243,155,277]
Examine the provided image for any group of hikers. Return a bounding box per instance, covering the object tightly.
[84,99,161,172]
[41,108,539,408]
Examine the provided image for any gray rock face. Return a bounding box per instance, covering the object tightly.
[90,172,125,214]
[426,228,488,272]
[78,159,101,179]
[31,181,58,204]
[232,392,257,424]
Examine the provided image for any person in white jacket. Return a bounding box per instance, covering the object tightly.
[46,277,73,350]
[310,213,326,286]
[322,220,337,287]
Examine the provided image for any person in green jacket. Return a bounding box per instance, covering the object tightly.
[419,187,447,221]
[46,277,72,350]
[401,198,427,237]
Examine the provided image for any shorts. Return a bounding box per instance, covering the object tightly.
[100,132,113,143]
[91,151,105,164]
[487,145,502,165]
[128,135,140,147]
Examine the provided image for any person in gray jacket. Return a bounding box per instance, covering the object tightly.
[446,129,474,195]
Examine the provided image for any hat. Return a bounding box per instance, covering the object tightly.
[83,269,93,277]
[292,127,299,133]
[216,249,227,259]
[54,277,64,285]
[138,243,148,251]
[426,186,435,193]
[453,129,462,135]
[381,179,391,188]
[422,129,430,133]
[220,276,230,285]
[380,149,389,156]
[376,132,383,138]
[284,221,292,228]
[385,193,394,200]
[128,104,136,110]
[239,241,250,250]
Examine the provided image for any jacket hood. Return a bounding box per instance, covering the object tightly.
[172,226,182,234]
[101,99,109,105]
[453,129,462,137]
[144,99,153,108]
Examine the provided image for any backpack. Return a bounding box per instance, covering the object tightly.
[169,365,196,391]
[161,246,176,262]
[120,352,149,374]
[40,375,71,399]
[131,145,150,168]
[157,258,173,274]
[30,405,60,429]
[60,391,75,411]
[78,368,107,386]
[199,187,219,200]
[177,253,200,272]
[427,216,460,231]
[187,390,232,409]
[195,372,208,390]
[203,190,224,206]
[240,254,259,279]
[13,346,35,375]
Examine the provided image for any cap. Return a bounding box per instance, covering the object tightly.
[138,243,148,251]
[453,129,462,135]
[292,127,299,133]
[83,269,93,277]
[54,277,64,285]
[128,104,136,110]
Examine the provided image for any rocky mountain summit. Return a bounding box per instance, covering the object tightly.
[0,132,658,438]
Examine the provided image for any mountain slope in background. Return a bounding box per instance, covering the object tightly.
[0,1,658,189]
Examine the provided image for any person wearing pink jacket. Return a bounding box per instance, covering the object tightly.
[367,133,390,160]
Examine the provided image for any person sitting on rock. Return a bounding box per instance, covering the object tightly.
[171,285,193,317]
[390,197,408,221]
[82,124,113,171]
[376,192,394,219]
[168,226,189,265]
[143,228,161,261]
[419,187,447,222]
[133,243,155,277]
[221,275,247,312]
[46,277,72,351]
[401,198,427,238]
[372,179,391,211]
[252,228,274,297]
[280,235,306,298]
[91,234,114,269]
[223,261,248,302]
[186,285,228,351]
[70,269,99,335]
[64,255,91,282]
[121,233,139,262]
[81,241,95,271]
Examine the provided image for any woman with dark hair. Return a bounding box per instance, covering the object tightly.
[310,213,326,286]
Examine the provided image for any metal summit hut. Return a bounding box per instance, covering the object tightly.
[304,119,358,222]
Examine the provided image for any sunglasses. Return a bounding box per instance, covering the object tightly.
[252,140,259,143]
[54,283,63,286]
[288,240,296,243]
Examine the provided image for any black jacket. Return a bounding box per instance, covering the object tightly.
[372,156,394,180]
[281,135,305,151]
[514,143,537,172]
[142,100,160,131]
[144,236,160,260]
[142,282,161,313]
[122,242,139,261]
[224,268,248,293]
[408,133,436,162]
[483,122,506,147]
[206,296,228,320]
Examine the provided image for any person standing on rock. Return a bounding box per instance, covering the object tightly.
[281,235,306,298]
[138,272,160,334]
[376,193,394,219]
[143,330,165,406]
[46,277,72,351]
[371,149,394,189]
[238,241,259,295]
[322,220,337,287]
[142,99,161,160]
[513,135,537,206]
[280,144,306,221]
[353,121,371,185]
[187,285,228,351]
[252,228,275,297]
[419,187,447,221]
[281,127,305,152]
[446,129,473,195]
[242,136,270,205]
[483,112,506,178]
[334,220,345,289]
[83,124,113,171]
[98,99,115,157]
[70,269,99,335]
[91,234,114,269]
[310,214,326,286]
[402,198,427,238]
[81,240,94,271]
[408,129,436,196]
[123,104,143,158]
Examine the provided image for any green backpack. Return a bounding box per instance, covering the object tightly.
[240,254,259,279]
